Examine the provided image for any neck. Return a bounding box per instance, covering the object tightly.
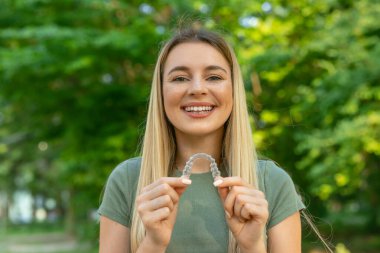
[175,129,224,173]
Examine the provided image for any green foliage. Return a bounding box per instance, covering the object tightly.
[0,0,379,242]
[247,0,380,231]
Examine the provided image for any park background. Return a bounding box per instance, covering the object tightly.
[0,0,379,252]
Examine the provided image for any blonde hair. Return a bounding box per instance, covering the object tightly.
[130,27,258,253]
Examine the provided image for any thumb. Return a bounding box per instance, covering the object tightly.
[218,186,229,202]
[175,176,192,196]
[214,177,229,201]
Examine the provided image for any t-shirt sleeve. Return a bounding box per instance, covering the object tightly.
[98,158,140,228]
[263,160,305,229]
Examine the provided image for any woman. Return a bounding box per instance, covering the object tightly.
[98,27,304,253]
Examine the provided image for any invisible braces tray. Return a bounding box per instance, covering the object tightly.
[181,153,221,179]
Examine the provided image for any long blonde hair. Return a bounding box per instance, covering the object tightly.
[130,27,258,253]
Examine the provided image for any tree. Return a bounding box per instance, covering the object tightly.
[0,0,379,242]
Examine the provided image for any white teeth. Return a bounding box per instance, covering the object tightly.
[184,106,213,112]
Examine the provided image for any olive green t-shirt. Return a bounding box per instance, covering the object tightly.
[98,157,305,252]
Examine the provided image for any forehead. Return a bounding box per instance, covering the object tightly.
[163,42,230,74]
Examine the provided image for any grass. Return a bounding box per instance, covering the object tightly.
[0,222,98,253]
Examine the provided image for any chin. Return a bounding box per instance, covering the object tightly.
[178,126,225,138]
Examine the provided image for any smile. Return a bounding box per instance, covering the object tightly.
[184,106,214,112]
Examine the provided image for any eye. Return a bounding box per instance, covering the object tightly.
[172,76,189,82]
[207,75,222,81]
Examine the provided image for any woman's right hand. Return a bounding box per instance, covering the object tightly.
[136,177,191,250]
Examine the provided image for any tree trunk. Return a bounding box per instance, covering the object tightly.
[64,189,75,237]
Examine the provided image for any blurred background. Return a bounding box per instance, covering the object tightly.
[0,0,379,252]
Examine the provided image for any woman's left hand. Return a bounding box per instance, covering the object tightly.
[215,177,269,252]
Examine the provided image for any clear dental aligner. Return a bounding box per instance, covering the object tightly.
[182,153,221,180]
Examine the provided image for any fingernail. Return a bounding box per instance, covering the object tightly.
[213,179,223,187]
[181,178,192,185]
[225,211,231,219]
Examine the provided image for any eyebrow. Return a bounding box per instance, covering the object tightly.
[167,65,228,75]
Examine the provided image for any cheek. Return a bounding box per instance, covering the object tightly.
[162,87,169,106]
[162,90,171,117]
[162,86,180,117]
[224,89,234,117]
[163,87,174,105]
[223,85,234,108]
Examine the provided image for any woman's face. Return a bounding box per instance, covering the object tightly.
[162,42,233,138]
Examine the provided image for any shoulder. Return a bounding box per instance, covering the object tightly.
[107,157,141,187]
[257,159,293,189]
[257,159,305,229]
[110,157,141,176]
[98,157,141,227]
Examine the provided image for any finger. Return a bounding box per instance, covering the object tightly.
[213,176,223,187]
[180,175,192,185]
[233,194,255,220]
[240,201,269,222]
[215,176,229,201]
[219,185,265,199]
[214,176,253,188]
[142,177,191,194]
[223,186,253,216]
[140,183,180,204]
[214,182,251,202]
[223,186,238,217]
[138,194,175,215]
[175,185,188,197]
[141,207,171,226]
[215,177,253,205]
[217,185,229,202]
[240,204,251,220]
[240,198,269,219]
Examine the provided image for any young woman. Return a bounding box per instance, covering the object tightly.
[98,27,305,253]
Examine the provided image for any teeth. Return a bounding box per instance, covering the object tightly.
[185,106,213,112]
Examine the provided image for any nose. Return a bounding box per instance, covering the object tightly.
[188,77,207,95]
